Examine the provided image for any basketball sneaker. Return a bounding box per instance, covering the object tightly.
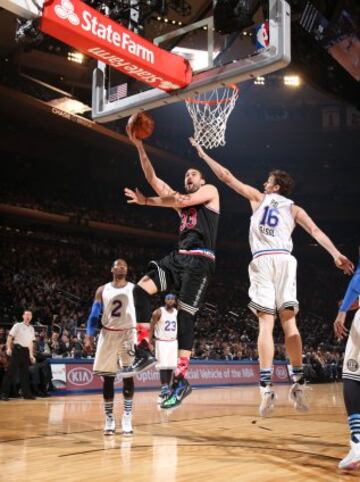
[121,345,157,378]
[289,383,309,413]
[158,385,171,404]
[122,413,133,436]
[259,385,276,417]
[103,415,116,435]
[160,377,192,410]
[339,441,360,470]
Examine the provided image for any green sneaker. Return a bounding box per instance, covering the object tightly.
[160,377,192,409]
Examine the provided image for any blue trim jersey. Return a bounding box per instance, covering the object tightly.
[340,261,360,312]
[249,193,295,257]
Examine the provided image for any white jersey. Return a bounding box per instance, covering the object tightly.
[101,281,135,330]
[249,193,295,257]
[154,307,178,341]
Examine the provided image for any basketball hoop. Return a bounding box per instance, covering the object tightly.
[185,84,239,149]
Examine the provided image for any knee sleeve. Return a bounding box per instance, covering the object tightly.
[344,379,360,415]
[103,376,115,400]
[123,377,134,399]
[133,284,152,324]
[177,309,195,351]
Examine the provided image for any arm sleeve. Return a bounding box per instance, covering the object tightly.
[339,271,360,312]
[86,301,103,336]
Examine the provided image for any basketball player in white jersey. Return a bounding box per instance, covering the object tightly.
[190,137,354,416]
[149,294,178,403]
[334,251,360,470]
[85,259,136,435]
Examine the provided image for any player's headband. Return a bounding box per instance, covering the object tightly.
[165,294,176,300]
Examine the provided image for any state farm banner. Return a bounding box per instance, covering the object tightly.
[40,0,192,91]
[51,362,290,392]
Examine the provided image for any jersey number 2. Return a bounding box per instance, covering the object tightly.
[111,300,122,317]
[260,206,279,227]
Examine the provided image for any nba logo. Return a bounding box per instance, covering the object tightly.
[256,21,269,51]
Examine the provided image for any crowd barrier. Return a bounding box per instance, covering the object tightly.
[50,359,290,394]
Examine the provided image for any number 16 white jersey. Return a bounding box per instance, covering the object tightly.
[249,193,295,257]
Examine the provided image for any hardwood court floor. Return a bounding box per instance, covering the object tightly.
[0,383,359,482]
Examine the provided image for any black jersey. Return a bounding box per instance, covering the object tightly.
[178,204,219,251]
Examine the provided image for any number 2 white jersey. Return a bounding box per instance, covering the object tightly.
[249,193,295,257]
[154,307,178,341]
[101,282,136,330]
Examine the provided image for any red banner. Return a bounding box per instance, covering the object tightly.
[40,0,192,91]
[51,362,290,392]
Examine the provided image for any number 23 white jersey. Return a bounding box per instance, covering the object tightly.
[155,307,178,341]
[249,193,295,257]
[101,282,136,330]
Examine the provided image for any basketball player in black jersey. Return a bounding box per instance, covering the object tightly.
[123,127,219,409]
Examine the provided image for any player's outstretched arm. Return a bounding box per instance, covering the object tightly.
[127,126,176,197]
[293,205,354,275]
[124,184,218,210]
[189,137,263,207]
[334,263,360,339]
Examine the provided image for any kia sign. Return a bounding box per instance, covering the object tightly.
[67,366,94,386]
[40,0,192,92]
[56,362,290,392]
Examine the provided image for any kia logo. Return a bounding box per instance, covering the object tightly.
[55,0,80,26]
[275,366,288,380]
[68,367,93,386]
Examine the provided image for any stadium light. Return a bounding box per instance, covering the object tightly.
[67,52,84,64]
[254,76,265,85]
[284,75,301,87]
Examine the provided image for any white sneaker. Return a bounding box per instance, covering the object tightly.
[122,413,133,436]
[259,385,276,417]
[289,383,309,413]
[339,440,360,470]
[103,415,115,435]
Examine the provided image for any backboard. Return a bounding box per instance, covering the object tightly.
[92,0,291,123]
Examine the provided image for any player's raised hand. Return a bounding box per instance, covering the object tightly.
[334,312,349,340]
[334,254,354,275]
[126,123,142,147]
[189,137,205,158]
[124,187,146,205]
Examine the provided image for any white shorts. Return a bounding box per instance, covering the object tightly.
[93,328,136,376]
[248,254,299,316]
[343,310,360,381]
[155,339,178,369]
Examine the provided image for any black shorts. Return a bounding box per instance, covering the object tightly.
[147,251,215,315]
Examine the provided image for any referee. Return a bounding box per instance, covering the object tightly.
[0,310,36,400]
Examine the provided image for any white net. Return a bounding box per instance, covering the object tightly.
[185,85,239,149]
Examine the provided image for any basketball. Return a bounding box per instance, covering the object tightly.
[127,112,155,140]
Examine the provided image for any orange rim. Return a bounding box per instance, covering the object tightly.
[186,84,239,105]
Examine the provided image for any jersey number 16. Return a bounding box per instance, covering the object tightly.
[260,206,279,227]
